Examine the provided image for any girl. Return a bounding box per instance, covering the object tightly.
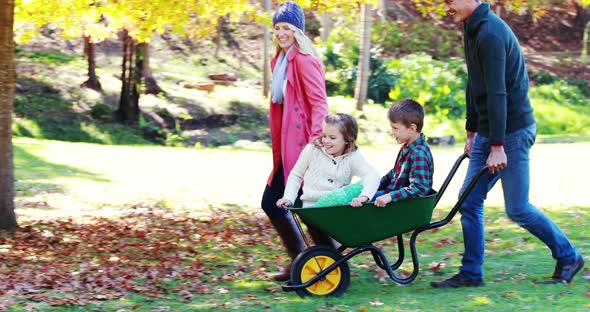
[277,114,380,209]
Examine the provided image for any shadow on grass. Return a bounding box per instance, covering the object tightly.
[14,144,111,184]
[13,77,150,145]
[14,143,111,211]
[179,99,270,147]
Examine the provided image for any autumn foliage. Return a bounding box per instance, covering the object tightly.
[0,207,274,308]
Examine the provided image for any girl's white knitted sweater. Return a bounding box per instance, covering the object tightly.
[283,144,380,207]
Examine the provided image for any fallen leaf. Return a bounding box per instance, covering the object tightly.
[265,286,281,293]
[368,298,384,306]
[428,262,446,271]
[501,291,517,298]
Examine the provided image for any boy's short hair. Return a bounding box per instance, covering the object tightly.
[387,98,425,132]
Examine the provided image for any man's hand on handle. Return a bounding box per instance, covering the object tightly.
[464,131,476,157]
[487,145,507,174]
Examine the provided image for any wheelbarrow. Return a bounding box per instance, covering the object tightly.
[282,153,487,297]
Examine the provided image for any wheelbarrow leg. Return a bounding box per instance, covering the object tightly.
[270,213,306,281]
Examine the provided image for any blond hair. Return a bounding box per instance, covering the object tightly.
[272,23,320,58]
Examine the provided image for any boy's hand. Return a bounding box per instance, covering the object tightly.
[276,198,293,208]
[350,195,369,208]
[374,193,392,207]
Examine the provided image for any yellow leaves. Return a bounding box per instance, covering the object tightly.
[531,8,548,21]
[14,0,259,43]
[14,0,381,43]
[411,0,445,16]
[471,296,493,306]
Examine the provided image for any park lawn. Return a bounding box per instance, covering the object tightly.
[3,138,590,311]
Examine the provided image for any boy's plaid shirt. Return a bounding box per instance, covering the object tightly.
[379,134,434,202]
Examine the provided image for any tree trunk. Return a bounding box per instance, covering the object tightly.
[355,3,372,111]
[381,0,413,21]
[377,0,386,22]
[215,16,223,58]
[575,4,590,63]
[574,3,590,28]
[0,0,19,231]
[138,42,164,95]
[582,20,590,64]
[116,30,140,124]
[495,4,502,18]
[262,0,271,97]
[81,35,102,91]
[133,42,143,114]
[320,12,333,41]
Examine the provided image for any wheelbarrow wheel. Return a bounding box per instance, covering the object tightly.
[291,245,350,297]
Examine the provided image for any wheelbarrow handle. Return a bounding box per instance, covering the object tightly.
[434,152,468,207]
[429,153,488,230]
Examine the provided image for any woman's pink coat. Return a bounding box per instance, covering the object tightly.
[267,46,328,186]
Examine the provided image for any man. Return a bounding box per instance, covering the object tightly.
[431,0,584,288]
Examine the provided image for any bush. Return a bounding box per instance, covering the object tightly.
[321,21,464,107]
[372,20,463,59]
[387,53,467,120]
[322,39,395,103]
[90,103,113,121]
[530,80,590,107]
[531,70,590,99]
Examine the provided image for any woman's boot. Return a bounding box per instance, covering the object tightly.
[269,213,306,281]
[307,225,340,250]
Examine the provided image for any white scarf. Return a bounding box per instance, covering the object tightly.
[270,47,292,104]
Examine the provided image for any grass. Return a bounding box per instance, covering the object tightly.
[13,138,590,219]
[7,138,590,311]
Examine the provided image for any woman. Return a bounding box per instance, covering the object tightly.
[261,1,331,281]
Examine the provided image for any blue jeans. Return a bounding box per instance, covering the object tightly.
[458,124,579,280]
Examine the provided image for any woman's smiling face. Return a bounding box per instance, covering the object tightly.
[274,22,295,51]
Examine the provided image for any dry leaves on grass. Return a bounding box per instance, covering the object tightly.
[0,206,276,308]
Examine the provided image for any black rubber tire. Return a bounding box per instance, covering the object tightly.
[290,245,350,297]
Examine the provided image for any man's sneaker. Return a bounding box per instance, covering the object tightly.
[542,254,584,284]
[550,261,562,280]
[431,274,485,288]
[556,254,584,283]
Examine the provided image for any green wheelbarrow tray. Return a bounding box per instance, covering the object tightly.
[288,190,437,248]
[282,153,490,297]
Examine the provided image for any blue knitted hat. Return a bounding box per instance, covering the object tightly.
[272,1,305,31]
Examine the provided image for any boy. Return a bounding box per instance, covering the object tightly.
[374,99,434,207]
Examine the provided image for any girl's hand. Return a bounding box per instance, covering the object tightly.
[350,195,369,208]
[276,198,293,208]
[374,193,392,207]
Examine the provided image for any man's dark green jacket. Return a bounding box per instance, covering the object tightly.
[463,3,535,145]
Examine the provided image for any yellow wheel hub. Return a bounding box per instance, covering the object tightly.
[300,255,341,296]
